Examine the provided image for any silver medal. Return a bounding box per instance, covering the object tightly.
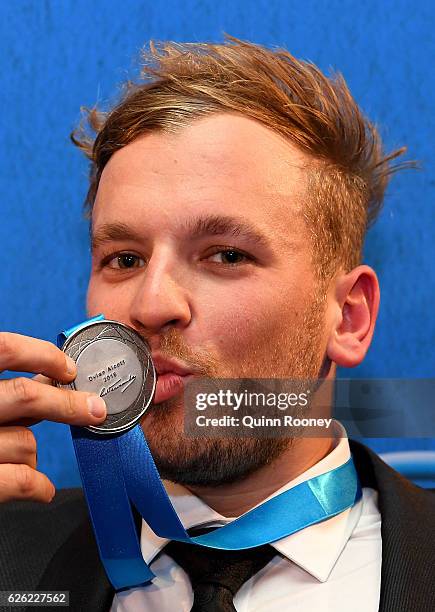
[57,320,156,434]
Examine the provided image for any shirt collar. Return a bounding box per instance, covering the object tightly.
[140,420,362,582]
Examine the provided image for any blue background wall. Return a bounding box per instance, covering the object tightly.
[0,0,434,487]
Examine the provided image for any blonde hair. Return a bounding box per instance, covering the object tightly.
[72,34,411,279]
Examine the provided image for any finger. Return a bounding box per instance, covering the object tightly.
[33,374,52,385]
[0,377,107,426]
[2,376,56,427]
[0,463,55,503]
[3,376,55,427]
[0,427,37,469]
[0,332,76,383]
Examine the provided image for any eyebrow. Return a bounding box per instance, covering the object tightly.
[91,222,144,252]
[183,215,272,249]
[91,215,272,252]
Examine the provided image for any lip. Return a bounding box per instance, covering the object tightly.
[152,353,197,377]
[151,353,197,404]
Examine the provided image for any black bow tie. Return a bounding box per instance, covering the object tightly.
[164,527,278,611]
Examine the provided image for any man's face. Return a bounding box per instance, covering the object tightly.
[87,113,330,486]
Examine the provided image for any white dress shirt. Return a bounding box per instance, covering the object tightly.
[111,422,382,611]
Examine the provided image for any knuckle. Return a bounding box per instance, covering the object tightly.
[11,377,37,404]
[17,427,37,455]
[64,390,77,419]
[0,332,14,363]
[14,463,36,496]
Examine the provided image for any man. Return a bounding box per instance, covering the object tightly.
[0,35,433,611]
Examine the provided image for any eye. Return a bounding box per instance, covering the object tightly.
[205,249,252,265]
[103,252,146,270]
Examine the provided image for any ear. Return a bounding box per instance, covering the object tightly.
[326,265,380,368]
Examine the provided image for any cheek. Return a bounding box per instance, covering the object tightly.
[86,275,136,321]
[197,283,302,362]
[86,277,100,317]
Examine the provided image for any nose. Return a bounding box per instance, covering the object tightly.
[129,256,192,340]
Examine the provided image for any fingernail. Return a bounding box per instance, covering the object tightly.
[65,355,76,376]
[87,395,107,419]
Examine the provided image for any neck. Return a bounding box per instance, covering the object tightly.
[187,436,334,516]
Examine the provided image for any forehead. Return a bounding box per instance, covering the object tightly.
[92,113,309,238]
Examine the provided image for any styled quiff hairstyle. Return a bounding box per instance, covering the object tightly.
[73,34,410,280]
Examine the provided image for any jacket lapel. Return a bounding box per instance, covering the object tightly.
[33,498,145,612]
[350,440,435,612]
[34,514,114,612]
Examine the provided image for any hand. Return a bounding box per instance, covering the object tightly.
[0,332,107,503]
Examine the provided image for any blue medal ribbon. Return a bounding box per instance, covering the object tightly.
[59,318,362,591]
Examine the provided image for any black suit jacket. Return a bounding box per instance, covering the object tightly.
[0,440,434,612]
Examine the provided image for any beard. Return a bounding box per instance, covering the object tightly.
[141,287,328,487]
